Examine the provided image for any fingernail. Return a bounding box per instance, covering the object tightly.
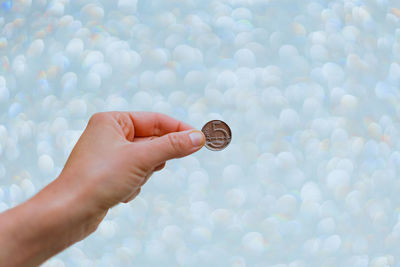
[189,131,205,147]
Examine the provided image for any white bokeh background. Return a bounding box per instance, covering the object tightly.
[1,0,400,266]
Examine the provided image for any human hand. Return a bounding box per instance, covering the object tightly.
[60,111,205,214]
[0,111,206,267]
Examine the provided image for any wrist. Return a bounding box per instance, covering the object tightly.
[35,173,107,244]
[0,174,106,266]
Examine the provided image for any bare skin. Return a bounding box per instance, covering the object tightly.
[0,111,205,267]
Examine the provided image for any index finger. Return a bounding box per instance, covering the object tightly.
[127,112,194,137]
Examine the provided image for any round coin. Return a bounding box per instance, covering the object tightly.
[201,120,232,151]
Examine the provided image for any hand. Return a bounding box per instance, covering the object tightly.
[60,111,205,222]
[0,111,205,267]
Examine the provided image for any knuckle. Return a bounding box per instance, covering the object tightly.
[133,155,153,177]
[89,112,106,124]
[155,162,166,171]
[167,133,185,154]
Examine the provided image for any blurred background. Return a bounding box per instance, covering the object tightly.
[1,0,400,266]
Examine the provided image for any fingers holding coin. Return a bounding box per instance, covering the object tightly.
[133,120,232,152]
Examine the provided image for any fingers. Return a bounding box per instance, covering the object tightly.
[126,112,194,137]
[134,129,205,168]
[122,162,164,204]
[88,112,194,142]
[134,139,186,172]
[133,136,159,143]
[122,187,141,203]
[88,112,136,141]
[154,162,166,172]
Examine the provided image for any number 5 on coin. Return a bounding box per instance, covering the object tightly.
[201,120,232,151]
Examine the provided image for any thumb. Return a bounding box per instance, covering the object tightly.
[136,130,205,168]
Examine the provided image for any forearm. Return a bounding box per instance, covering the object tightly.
[0,175,104,267]
[0,111,200,266]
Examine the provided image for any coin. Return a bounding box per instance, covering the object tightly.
[201,120,232,151]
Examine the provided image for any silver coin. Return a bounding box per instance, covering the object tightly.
[201,120,232,151]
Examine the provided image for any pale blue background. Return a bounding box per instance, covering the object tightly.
[1,0,400,266]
